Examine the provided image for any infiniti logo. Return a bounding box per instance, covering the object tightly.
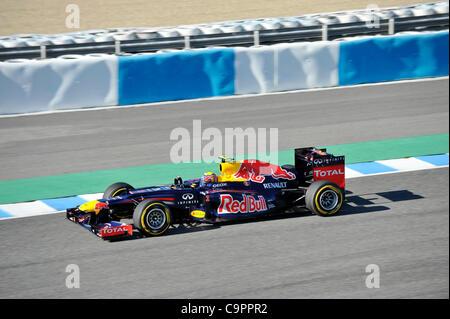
[178,193,198,206]
[182,193,194,200]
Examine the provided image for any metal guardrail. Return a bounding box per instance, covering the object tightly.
[0,13,448,61]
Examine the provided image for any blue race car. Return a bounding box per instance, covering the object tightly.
[66,147,345,240]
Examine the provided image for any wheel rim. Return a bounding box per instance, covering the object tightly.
[319,189,339,211]
[146,208,166,230]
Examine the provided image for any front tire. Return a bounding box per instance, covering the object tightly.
[103,182,134,199]
[305,180,343,216]
[133,200,172,236]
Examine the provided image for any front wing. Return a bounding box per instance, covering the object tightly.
[66,209,133,240]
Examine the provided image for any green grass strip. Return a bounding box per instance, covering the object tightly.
[0,133,448,205]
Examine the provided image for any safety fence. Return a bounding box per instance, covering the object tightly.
[0,1,448,61]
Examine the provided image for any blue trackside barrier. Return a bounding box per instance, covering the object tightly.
[338,31,449,86]
[117,48,235,105]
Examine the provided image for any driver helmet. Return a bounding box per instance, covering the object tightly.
[200,172,218,186]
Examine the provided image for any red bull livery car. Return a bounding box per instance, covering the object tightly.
[66,147,345,240]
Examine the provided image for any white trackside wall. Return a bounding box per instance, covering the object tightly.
[0,54,118,114]
[234,41,340,94]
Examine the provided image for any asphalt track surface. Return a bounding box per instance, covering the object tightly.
[0,78,448,299]
[0,168,448,298]
[0,78,448,180]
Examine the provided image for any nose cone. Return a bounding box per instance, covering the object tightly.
[78,200,100,213]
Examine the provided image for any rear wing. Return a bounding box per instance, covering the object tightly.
[295,147,345,189]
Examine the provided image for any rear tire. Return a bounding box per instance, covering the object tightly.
[103,182,134,199]
[305,180,343,216]
[133,200,172,236]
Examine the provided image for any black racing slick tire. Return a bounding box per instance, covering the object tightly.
[305,180,344,217]
[133,200,172,236]
[103,182,135,199]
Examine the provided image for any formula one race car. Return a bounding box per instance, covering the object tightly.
[66,147,345,240]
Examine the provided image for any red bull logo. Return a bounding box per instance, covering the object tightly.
[94,202,108,212]
[233,160,296,183]
[218,194,267,214]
